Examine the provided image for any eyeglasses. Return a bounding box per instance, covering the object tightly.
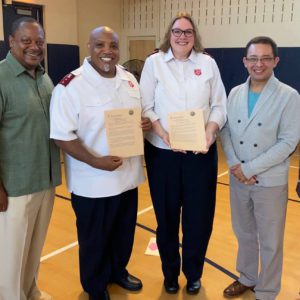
[171,28,194,38]
[246,57,275,64]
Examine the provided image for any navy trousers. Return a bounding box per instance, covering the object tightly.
[71,188,138,297]
[144,140,217,282]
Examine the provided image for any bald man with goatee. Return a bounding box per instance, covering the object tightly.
[50,26,151,300]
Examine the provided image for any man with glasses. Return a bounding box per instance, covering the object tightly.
[221,36,300,300]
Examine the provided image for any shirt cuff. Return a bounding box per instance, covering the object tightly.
[144,110,159,123]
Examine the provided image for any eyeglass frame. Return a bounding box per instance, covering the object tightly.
[245,56,275,64]
[171,28,194,38]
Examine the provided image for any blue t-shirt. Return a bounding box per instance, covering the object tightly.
[248,90,260,117]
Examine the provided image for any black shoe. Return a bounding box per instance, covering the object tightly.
[89,289,110,300]
[114,274,143,291]
[186,280,201,295]
[164,279,179,294]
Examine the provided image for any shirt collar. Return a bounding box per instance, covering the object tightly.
[163,48,198,64]
[6,51,45,77]
[83,57,127,87]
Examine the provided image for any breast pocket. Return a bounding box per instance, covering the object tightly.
[119,84,142,108]
[187,76,211,109]
[4,89,34,120]
[81,95,114,132]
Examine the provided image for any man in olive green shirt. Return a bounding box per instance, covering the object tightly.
[0,17,61,300]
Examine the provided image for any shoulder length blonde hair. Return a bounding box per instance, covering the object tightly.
[160,12,204,53]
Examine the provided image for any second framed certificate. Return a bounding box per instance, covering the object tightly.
[167,109,207,151]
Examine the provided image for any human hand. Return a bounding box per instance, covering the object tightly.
[0,184,8,212]
[161,132,186,153]
[161,131,172,148]
[91,156,123,171]
[194,127,217,155]
[244,176,257,185]
[193,150,206,155]
[205,128,217,151]
[141,117,152,131]
[230,164,248,183]
[172,148,187,154]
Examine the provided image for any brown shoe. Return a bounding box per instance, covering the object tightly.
[223,280,254,298]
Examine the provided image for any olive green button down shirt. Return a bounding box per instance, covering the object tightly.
[0,52,61,197]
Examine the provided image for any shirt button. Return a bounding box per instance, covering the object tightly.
[240,141,244,144]
[258,122,262,126]
[238,120,241,123]
[241,160,245,163]
[256,180,259,184]
[254,144,258,147]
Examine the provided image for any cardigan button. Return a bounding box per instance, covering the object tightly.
[254,144,258,147]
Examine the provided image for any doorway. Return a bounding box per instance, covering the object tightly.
[128,39,156,61]
[2,1,43,54]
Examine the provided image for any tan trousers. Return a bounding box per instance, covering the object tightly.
[230,175,288,300]
[0,188,54,300]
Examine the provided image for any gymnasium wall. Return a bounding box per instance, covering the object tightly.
[1,0,300,91]
[120,0,300,93]
[76,0,122,64]
[0,0,79,84]
[0,0,123,83]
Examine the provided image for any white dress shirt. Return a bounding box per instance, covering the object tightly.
[50,58,145,198]
[140,49,227,149]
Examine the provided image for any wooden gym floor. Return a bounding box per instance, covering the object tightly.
[38,141,300,300]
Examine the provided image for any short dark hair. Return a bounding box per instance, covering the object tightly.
[10,17,44,36]
[160,12,204,53]
[245,36,278,57]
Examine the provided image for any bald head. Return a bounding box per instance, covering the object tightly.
[89,26,119,44]
[87,26,120,78]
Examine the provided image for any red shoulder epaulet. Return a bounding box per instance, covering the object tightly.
[147,48,159,57]
[59,73,75,86]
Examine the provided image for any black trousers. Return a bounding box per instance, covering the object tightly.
[71,188,138,297]
[144,140,217,282]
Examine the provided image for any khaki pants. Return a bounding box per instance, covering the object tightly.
[0,188,54,300]
[230,175,288,300]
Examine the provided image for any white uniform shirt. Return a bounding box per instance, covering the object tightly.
[140,49,227,149]
[50,58,145,198]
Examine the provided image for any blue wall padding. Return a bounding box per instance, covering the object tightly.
[47,43,80,85]
[0,41,299,93]
[206,47,300,95]
[0,41,7,60]
[0,42,79,86]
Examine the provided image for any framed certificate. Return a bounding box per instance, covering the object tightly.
[167,109,207,151]
[104,108,144,157]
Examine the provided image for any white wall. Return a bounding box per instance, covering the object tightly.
[1,1,122,64]
[121,0,300,55]
[2,0,78,45]
[76,0,122,63]
[1,0,299,63]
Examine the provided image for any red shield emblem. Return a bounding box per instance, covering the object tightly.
[194,69,202,76]
[128,81,134,88]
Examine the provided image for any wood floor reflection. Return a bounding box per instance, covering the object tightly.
[38,142,300,300]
